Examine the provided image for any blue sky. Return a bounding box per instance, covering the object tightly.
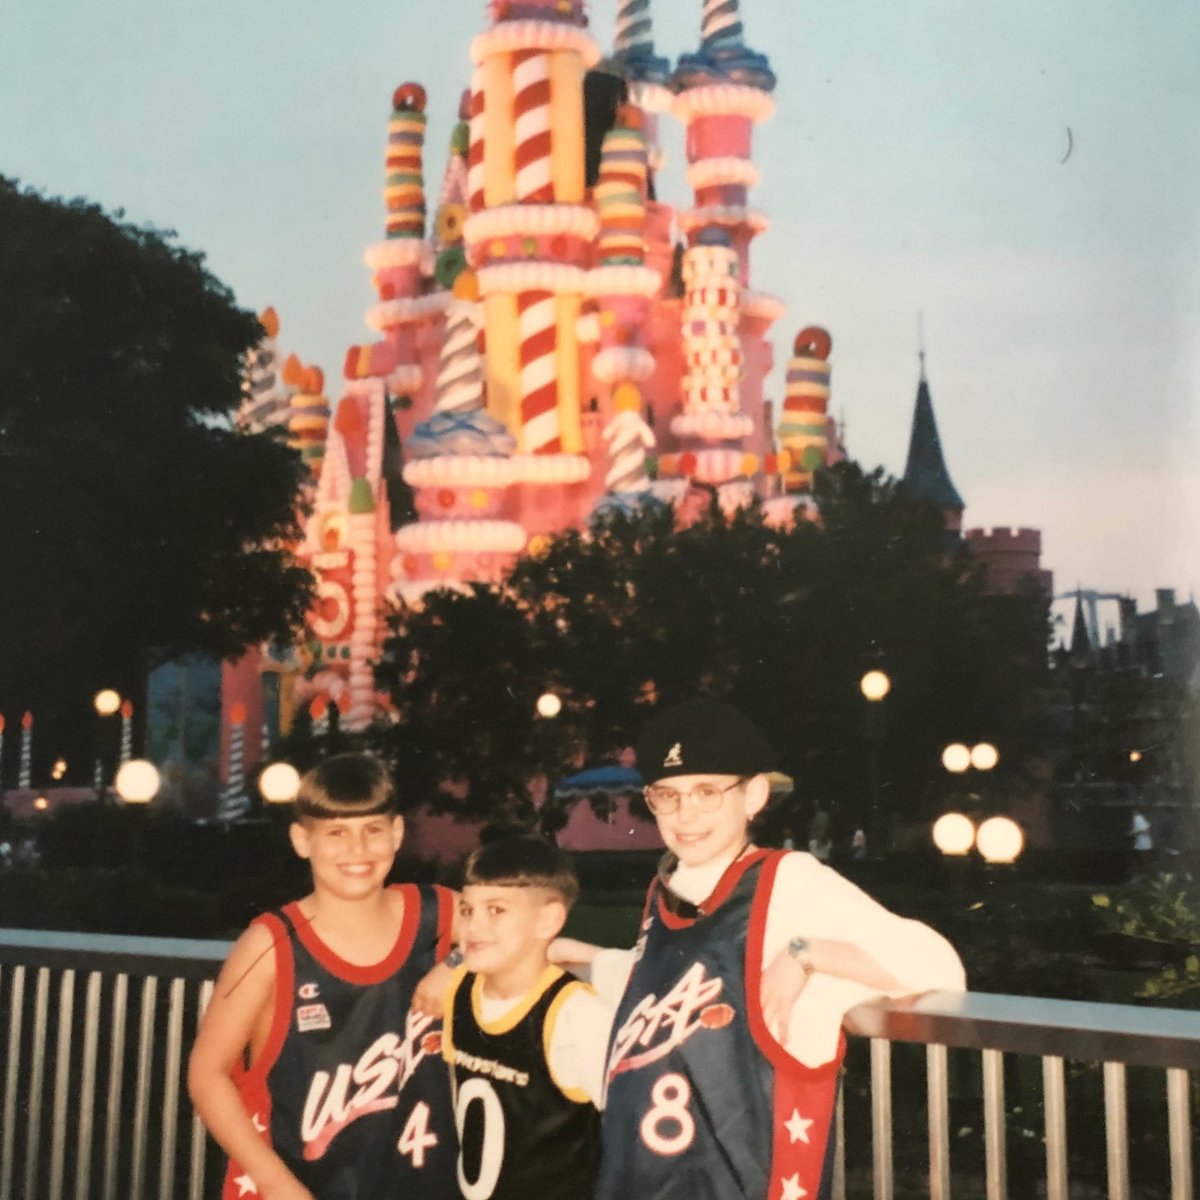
[4,0,1198,628]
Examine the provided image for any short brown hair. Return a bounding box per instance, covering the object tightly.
[464,835,579,908]
[293,753,397,821]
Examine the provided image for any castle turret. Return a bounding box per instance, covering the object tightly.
[902,354,964,533]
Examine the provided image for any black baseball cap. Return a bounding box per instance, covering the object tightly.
[636,698,776,783]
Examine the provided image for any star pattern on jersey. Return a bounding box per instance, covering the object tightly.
[233,1173,258,1196]
[784,1109,812,1144]
[779,1174,807,1200]
[251,1112,267,1134]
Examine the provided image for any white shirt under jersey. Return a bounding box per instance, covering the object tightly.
[591,849,966,1067]
[477,980,613,1107]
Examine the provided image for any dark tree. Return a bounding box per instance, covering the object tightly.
[0,178,312,782]
[374,462,1052,831]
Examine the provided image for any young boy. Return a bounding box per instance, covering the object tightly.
[443,834,609,1200]
[555,697,966,1200]
[188,753,458,1200]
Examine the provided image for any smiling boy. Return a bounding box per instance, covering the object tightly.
[443,835,609,1200]
[188,753,457,1200]
[556,697,965,1200]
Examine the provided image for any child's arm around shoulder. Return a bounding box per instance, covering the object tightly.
[546,980,614,1108]
[187,920,315,1200]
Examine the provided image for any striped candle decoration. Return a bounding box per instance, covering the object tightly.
[615,0,653,56]
[435,298,484,414]
[18,711,32,789]
[702,0,744,53]
[467,70,487,213]
[512,49,554,203]
[220,702,247,818]
[603,387,655,493]
[119,699,133,765]
[518,290,561,453]
[385,84,428,239]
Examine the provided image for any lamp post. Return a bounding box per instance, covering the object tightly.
[860,668,891,856]
[93,689,121,800]
[260,761,302,877]
[115,757,160,869]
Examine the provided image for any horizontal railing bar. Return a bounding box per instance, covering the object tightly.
[846,990,1200,1071]
[0,929,229,979]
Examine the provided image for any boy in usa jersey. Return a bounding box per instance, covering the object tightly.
[443,835,609,1200]
[188,754,458,1200]
[554,699,965,1200]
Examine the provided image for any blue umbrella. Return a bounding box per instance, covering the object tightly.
[553,765,644,800]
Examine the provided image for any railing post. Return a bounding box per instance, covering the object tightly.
[1103,1061,1129,1200]
[1041,1054,1068,1200]
[49,968,76,1198]
[1,965,26,1200]
[1166,1067,1193,1200]
[870,1038,894,1200]
[981,1048,1007,1200]
[926,1043,951,1200]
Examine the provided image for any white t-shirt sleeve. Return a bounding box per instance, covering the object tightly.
[589,947,636,1009]
[546,984,615,1108]
[764,852,966,1066]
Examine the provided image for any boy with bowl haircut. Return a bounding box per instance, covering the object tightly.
[189,753,458,1200]
[556,698,965,1200]
[443,834,609,1200]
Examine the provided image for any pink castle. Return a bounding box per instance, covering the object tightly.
[224,0,841,766]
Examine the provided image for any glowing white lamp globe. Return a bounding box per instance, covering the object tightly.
[932,812,976,856]
[859,670,891,702]
[536,692,563,719]
[970,742,999,772]
[976,816,1024,864]
[115,759,160,805]
[94,689,121,717]
[259,762,302,804]
[941,743,971,774]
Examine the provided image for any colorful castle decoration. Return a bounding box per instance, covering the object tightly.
[214,0,1047,781]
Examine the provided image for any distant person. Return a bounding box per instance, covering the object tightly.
[552,698,965,1200]
[807,809,833,863]
[1130,809,1153,874]
[188,753,458,1200]
[851,828,868,860]
[444,835,609,1199]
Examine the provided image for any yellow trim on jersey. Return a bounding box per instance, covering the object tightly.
[442,964,470,1062]
[471,963,564,1034]
[543,978,596,1104]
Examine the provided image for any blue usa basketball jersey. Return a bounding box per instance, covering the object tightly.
[595,850,843,1200]
[222,883,458,1200]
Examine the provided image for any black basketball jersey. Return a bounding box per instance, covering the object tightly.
[444,966,600,1200]
[223,883,458,1200]
[595,850,843,1200]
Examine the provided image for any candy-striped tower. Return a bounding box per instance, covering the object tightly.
[587,105,662,514]
[464,0,598,528]
[286,362,330,479]
[604,0,673,174]
[18,712,31,790]
[780,326,832,497]
[365,83,441,404]
[396,271,525,595]
[236,308,292,435]
[664,0,778,501]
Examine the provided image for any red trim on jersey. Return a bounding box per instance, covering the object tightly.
[656,847,773,930]
[254,910,296,1079]
[744,850,844,1199]
[433,884,455,958]
[284,883,419,985]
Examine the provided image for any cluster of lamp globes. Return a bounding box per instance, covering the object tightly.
[933,741,1024,864]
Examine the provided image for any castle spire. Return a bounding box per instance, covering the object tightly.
[902,357,963,515]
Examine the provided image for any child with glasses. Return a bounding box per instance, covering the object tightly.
[552,697,965,1200]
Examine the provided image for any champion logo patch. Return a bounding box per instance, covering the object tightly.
[297,1003,332,1033]
[298,982,320,1000]
[663,742,683,768]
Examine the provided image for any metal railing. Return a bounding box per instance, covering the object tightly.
[2,928,1197,1199]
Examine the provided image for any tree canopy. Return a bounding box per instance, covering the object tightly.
[0,178,312,779]
[373,463,1052,834]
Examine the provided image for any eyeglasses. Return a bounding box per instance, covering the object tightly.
[643,779,745,815]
